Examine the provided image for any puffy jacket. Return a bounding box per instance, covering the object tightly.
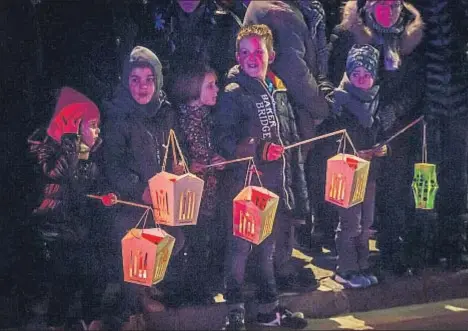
[102,91,179,202]
[244,0,330,141]
[136,0,241,80]
[214,66,309,218]
[28,130,100,242]
[419,0,468,118]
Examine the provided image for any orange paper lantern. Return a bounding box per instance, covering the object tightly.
[232,162,279,244]
[325,153,370,208]
[121,210,175,286]
[149,172,204,226]
[148,129,204,226]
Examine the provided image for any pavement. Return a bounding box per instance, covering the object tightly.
[144,242,468,330]
[3,240,468,330]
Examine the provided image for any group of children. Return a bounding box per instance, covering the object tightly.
[29,21,388,331]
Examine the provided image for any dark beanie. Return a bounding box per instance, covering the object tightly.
[346,44,380,79]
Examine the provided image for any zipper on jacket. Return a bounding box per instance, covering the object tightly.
[260,81,292,210]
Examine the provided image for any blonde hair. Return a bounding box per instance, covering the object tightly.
[236,24,274,54]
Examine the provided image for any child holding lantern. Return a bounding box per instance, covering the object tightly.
[329,44,388,289]
[169,61,227,304]
[28,86,105,330]
[215,24,309,330]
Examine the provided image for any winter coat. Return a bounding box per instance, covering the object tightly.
[102,90,178,202]
[419,0,468,118]
[328,1,425,132]
[29,130,101,243]
[178,103,221,219]
[136,0,241,81]
[214,66,309,218]
[28,87,102,242]
[244,0,331,141]
[101,45,180,202]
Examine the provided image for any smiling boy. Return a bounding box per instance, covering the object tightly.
[215,24,309,330]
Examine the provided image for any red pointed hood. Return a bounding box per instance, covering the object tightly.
[47,87,100,142]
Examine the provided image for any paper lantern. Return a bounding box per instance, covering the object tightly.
[149,172,204,226]
[233,185,279,245]
[122,227,175,286]
[412,163,438,210]
[325,153,370,208]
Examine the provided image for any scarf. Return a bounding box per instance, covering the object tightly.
[333,76,380,128]
[364,7,406,71]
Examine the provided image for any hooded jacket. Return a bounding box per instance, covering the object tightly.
[243,0,331,140]
[102,46,179,202]
[28,87,101,242]
[329,1,425,131]
[214,66,309,218]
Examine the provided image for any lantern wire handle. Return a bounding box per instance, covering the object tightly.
[162,129,189,173]
[243,158,264,188]
[422,120,427,163]
[129,207,153,239]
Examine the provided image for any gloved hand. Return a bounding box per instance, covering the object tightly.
[264,142,284,161]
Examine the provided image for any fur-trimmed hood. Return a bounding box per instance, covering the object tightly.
[339,1,424,55]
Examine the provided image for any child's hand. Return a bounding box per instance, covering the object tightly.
[374,145,388,157]
[142,186,152,205]
[266,143,284,161]
[210,154,226,170]
[62,113,82,134]
[173,162,186,175]
[190,162,206,174]
[357,149,373,161]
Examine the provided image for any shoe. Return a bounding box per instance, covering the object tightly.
[334,272,371,288]
[361,269,379,286]
[223,309,246,331]
[277,268,319,293]
[257,306,307,329]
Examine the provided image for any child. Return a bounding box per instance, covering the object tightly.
[168,61,226,304]
[215,24,308,330]
[101,46,185,325]
[330,44,387,288]
[28,86,105,330]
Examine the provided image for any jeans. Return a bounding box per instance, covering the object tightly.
[335,180,376,273]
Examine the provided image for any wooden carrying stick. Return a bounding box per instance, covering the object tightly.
[87,193,151,210]
[371,115,424,152]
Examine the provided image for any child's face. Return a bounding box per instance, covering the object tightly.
[199,72,219,106]
[80,118,100,148]
[177,0,201,13]
[236,36,275,81]
[349,67,375,90]
[129,67,156,105]
[372,0,402,28]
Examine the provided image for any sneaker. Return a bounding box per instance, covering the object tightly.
[334,272,371,288]
[223,309,246,331]
[257,306,307,329]
[361,269,379,286]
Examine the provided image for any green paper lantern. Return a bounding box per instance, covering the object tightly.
[411,163,438,210]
